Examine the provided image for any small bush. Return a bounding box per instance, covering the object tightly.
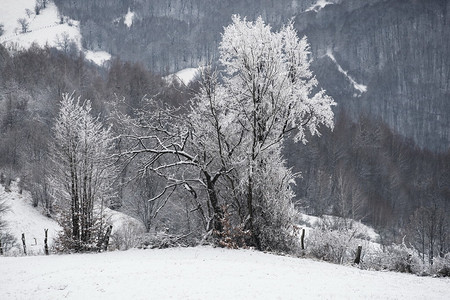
[214,205,249,249]
[308,228,355,264]
[306,219,369,264]
[437,265,450,277]
[110,221,144,251]
[360,243,426,275]
[53,221,112,253]
[53,232,98,253]
[431,254,450,277]
[138,232,197,249]
[383,244,421,273]
[0,232,18,254]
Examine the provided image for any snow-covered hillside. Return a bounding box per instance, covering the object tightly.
[0,180,143,255]
[1,1,81,49]
[0,180,61,255]
[165,67,202,86]
[0,0,110,65]
[0,246,449,299]
[2,0,40,37]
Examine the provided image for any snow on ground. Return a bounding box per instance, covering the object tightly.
[103,207,144,235]
[124,8,135,28]
[84,50,112,66]
[299,213,322,228]
[0,1,81,50]
[299,213,379,241]
[0,0,111,66]
[306,0,334,12]
[0,246,449,299]
[0,181,61,255]
[326,49,367,95]
[1,0,36,37]
[165,67,202,86]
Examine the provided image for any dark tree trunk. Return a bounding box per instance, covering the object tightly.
[103,225,113,251]
[70,159,80,243]
[246,174,261,250]
[204,171,223,233]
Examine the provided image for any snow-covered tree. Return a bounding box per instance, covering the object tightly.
[118,16,335,252]
[115,99,212,234]
[123,171,170,233]
[189,16,335,249]
[49,93,116,251]
[35,0,43,15]
[17,18,29,33]
[0,199,8,233]
[408,204,449,264]
[0,200,10,255]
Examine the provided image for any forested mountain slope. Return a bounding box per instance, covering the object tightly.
[299,0,450,151]
[52,0,450,150]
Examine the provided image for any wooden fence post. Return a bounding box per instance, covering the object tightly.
[44,229,49,255]
[103,225,113,251]
[301,228,305,250]
[21,233,27,255]
[354,245,362,264]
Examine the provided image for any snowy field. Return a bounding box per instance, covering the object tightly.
[0,247,449,299]
[0,0,111,65]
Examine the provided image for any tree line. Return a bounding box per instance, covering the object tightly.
[53,0,315,73]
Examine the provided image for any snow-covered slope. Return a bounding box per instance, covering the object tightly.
[0,0,110,66]
[165,67,202,86]
[0,181,61,255]
[0,246,449,299]
[2,0,37,37]
[124,8,135,28]
[326,49,367,95]
[0,1,81,49]
[103,206,144,235]
[306,0,334,12]
[0,180,143,255]
[84,50,112,66]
